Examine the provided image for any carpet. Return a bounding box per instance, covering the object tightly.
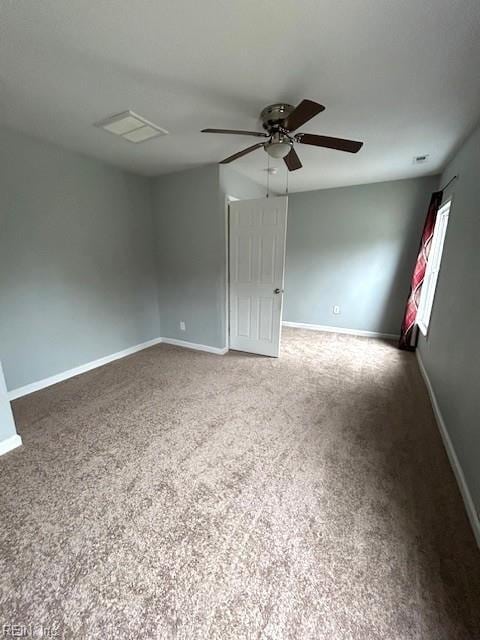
[1,328,479,639]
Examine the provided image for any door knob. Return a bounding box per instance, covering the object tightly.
[274,288,283,294]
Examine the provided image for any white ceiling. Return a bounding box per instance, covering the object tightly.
[1,0,480,193]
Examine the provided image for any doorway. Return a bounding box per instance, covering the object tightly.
[228,196,288,357]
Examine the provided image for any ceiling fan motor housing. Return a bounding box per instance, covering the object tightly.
[260,103,295,131]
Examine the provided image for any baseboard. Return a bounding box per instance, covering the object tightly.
[416,350,480,548]
[0,434,22,457]
[7,337,164,401]
[161,337,228,355]
[282,321,398,341]
[7,336,228,400]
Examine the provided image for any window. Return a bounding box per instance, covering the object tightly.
[417,200,451,336]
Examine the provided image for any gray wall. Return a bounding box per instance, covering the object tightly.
[284,176,439,335]
[219,165,267,201]
[152,165,225,348]
[152,165,265,349]
[418,122,480,515]
[0,127,160,391]
[153,167,438,348]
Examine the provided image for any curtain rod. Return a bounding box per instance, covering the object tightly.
[440,174,458,192]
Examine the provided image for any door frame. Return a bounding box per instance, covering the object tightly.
[224,195,239,351]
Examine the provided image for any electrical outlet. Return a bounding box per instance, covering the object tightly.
[180,321,186,331]
[333,305,341,315]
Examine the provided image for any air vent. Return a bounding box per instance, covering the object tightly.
[95,111,168,143]
[413,154,430,164]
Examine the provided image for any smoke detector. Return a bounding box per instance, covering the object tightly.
[96,111,168,143]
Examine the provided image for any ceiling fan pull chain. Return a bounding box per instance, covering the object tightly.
[266,153,270,198]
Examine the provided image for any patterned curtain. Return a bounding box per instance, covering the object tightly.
[399,190,443,350]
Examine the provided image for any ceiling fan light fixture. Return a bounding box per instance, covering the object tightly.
[265,142,292,159]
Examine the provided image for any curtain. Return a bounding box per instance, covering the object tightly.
[399,190,443,350]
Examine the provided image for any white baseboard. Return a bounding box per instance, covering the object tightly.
[416,350,480,548]
[7,336,227,400]
[282,321,398,341]
[0,433,22,457]
[7,337,163,401]
[161,337,228,355]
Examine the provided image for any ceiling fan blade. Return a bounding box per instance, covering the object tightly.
[202,128,268,138]
[296,133,363,153]
[219,142,265,164]
[284,100,325,132]
[284,147,302,171]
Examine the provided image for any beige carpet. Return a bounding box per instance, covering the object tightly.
[1,328,479,639]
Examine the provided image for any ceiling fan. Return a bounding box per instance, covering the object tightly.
[202,99,363,171]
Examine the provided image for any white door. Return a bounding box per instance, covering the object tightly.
[229,196,288,357]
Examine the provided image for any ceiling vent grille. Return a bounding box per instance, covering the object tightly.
[96,111,168,143]
[413,154,430,164]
